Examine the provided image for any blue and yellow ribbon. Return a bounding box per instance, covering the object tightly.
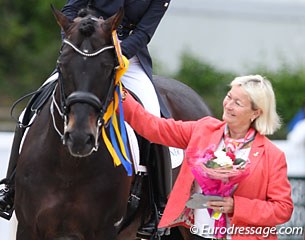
[101,31,132,176]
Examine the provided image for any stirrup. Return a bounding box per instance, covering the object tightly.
[137,224,155,239]
[136,209,163,239]
[0,180,15,220]
[0,178,10,185]
[0,207,14,220]
[136,228,169,240]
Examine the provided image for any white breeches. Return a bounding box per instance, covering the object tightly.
[121,56,160,117]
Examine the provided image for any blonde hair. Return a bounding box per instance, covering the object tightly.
[230,75,281,135]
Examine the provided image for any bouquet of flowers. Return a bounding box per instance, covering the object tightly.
[186,145,251,238]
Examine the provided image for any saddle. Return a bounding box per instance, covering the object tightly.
[11,72,58,127]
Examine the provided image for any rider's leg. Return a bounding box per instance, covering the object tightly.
[121,57,160,116]
[0,71,58,220]
[137,144,172,237]
[152,144,172,212]
[121,56,171,237]
[0,125,24,219]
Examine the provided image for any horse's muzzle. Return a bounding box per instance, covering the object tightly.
[63,94,101,157]
[63,129,98,157]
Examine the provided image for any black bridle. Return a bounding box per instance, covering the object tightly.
[51,37,118,149]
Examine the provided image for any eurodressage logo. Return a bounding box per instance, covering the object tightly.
[190,224,304,238]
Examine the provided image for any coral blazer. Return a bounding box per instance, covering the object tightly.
[123,94,293,240]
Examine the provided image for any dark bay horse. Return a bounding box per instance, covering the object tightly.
[14,6,211,240]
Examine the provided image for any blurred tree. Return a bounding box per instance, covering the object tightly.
[0,0,63,104]
[1,1,305,139]
[257,65,305,137]
[165,53,305,139]
[173,52,235,120]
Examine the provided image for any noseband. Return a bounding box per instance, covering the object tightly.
[51,38,116,151]
[65,91,103,111]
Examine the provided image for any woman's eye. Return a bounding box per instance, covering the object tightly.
[235,101,242,107]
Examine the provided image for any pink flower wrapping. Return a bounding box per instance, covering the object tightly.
[186,145,251,238]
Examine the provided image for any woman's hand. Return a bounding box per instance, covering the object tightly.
[207,197,234,214]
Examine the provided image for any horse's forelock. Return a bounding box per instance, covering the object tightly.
[78,18,97,37]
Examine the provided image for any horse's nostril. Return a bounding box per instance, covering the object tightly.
[86,134,95,146]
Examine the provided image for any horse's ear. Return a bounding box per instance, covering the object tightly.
[51,4,73,34]
[103,8,124,32]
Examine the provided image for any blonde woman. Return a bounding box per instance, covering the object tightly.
[121,75,293,240]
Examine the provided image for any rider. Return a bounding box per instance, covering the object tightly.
[0,0,172,238]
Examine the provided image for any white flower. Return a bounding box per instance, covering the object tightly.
[213,150,233,167]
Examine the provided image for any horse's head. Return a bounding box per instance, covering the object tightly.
[51,6,123,157]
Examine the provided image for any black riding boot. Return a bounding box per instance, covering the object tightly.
[137,143,172,239]
[0,125,25,220]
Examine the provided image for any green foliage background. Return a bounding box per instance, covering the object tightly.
[1,1,305,139]
[0,0,63,104]
[168,53,305,139]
